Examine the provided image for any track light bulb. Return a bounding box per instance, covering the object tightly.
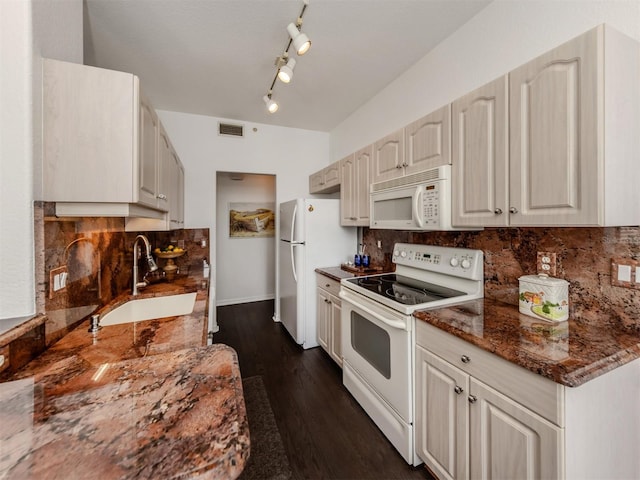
[263,95,279,113]
[287,23,311,56]
[278,58,297,84]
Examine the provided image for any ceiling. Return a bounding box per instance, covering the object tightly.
[83,0,491,132]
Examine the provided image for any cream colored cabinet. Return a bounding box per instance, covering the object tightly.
[404,105,451,175]
[43,58,185,222]
[341,146,372,226]
[309,161,341,194]
[315,274,342,367]
[452,25,640,227]
[415,321,563,480]
[415,346,469,480]
[415,319,640,480]
[371,129,405,183]
[451,76,509,227]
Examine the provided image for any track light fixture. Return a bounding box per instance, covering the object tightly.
[263,0,311,113]
[277,57,296,84]
[263,93,279,114]
[287,23,311,56]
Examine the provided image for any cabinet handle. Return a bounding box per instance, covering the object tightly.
[509,207,518,214]
[461,354,471,363]
[402,162,408,167]
[396,164,403,169]
[454,385,463,395]
[157,193,167,200]
[494,208,503,215]
[350,216,358,220]
[468,395,477,404]
[324,299,331,304]
[325,284,331,288]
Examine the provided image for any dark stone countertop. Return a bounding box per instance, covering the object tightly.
[315,265,390,282]
[414,298,640,388]
[0,277,249,479]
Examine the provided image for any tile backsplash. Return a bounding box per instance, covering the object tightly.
[363,226,640,331]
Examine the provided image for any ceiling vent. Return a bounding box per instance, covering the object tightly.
[218,122,244,138]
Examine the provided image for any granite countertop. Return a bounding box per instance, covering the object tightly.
[414,298,640,388]
[315,265,389,282]
[0,277,249,479]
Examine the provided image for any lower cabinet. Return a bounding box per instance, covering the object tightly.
[415,320,640,480]
[415,321,562,480]
[316,274,342,367]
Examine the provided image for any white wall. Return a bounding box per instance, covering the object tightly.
[0,0,82,320]
[216,173,276,306]
[330,0,640,160]
[157,110,330,322]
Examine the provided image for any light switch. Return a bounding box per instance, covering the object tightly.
[618,264,632,282]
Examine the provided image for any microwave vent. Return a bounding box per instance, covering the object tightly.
[371,167,444,192]
[218,122,244,137]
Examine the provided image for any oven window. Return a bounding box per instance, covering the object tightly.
[351,311,391,379]
[373,197,412,222]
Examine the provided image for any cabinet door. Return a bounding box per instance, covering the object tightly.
[372,129,404,183]
[354,146,372,225]
[452,76,509,227]
[509,28,599,226]
[138,94,160,208]
[340,154,356,225]
[316,289,330,352]
[157,126,172,213]
[415,346,469,480]
[329,295,342,367]
[404,105,451,174]
[469,378,563,480]
[309,170,324,193]
[323,161,341,189]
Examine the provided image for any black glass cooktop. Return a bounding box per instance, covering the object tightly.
[345,274,466,306]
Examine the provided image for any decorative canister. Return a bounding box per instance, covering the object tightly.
[518,274,569,322]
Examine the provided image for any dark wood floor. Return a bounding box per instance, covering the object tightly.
[214,300,435,480]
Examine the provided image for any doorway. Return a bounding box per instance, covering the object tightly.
[215,172,276,306]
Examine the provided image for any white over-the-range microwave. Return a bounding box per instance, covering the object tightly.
[370,165,478,231]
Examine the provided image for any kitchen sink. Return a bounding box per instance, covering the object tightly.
[99,292,197,326]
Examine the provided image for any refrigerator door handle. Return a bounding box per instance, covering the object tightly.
[290,243,300,283]
[289,202,298,242]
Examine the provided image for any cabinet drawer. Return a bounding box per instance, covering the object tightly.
[416,320,564,426]
[316,273,342,298]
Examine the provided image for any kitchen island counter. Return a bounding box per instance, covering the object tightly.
[414,297,640,387]
[0,276,249,479]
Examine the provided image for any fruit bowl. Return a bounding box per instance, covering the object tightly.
[156,250,186,259]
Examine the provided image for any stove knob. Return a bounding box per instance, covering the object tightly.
[393,250,399,257]
[450,257,459,267]
[461,259,471,269]
[400,251,407,258]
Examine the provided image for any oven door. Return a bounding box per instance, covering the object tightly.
[339,288,413,423]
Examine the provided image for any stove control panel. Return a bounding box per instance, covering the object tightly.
[392,243,483,280]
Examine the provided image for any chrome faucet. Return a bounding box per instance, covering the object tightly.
[132,234,159,295]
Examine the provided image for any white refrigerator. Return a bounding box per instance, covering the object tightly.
[278,198,356,349]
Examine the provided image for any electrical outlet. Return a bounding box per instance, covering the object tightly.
[611,258,640,289]
[49,265,68,298]
[536,252,557,276]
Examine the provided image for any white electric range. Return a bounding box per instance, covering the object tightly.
[339,243,484,465]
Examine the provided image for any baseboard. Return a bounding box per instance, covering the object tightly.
[216,294,275,307]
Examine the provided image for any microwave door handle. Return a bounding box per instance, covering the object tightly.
[414,185,424,228]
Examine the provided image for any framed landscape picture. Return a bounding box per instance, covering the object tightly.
[229,202,276,238]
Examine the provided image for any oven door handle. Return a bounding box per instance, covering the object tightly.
[339,291,409,331]
[413,185,424,229]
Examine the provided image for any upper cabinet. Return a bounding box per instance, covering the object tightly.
[371,129,405,183]
[309,160,341,194]
[341,146,372,226]
[451,76,509,227]
[453,25,640,228]
[43,59,184,225]
[404,105,451,175]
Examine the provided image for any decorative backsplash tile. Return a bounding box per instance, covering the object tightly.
[363,226,640,331]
